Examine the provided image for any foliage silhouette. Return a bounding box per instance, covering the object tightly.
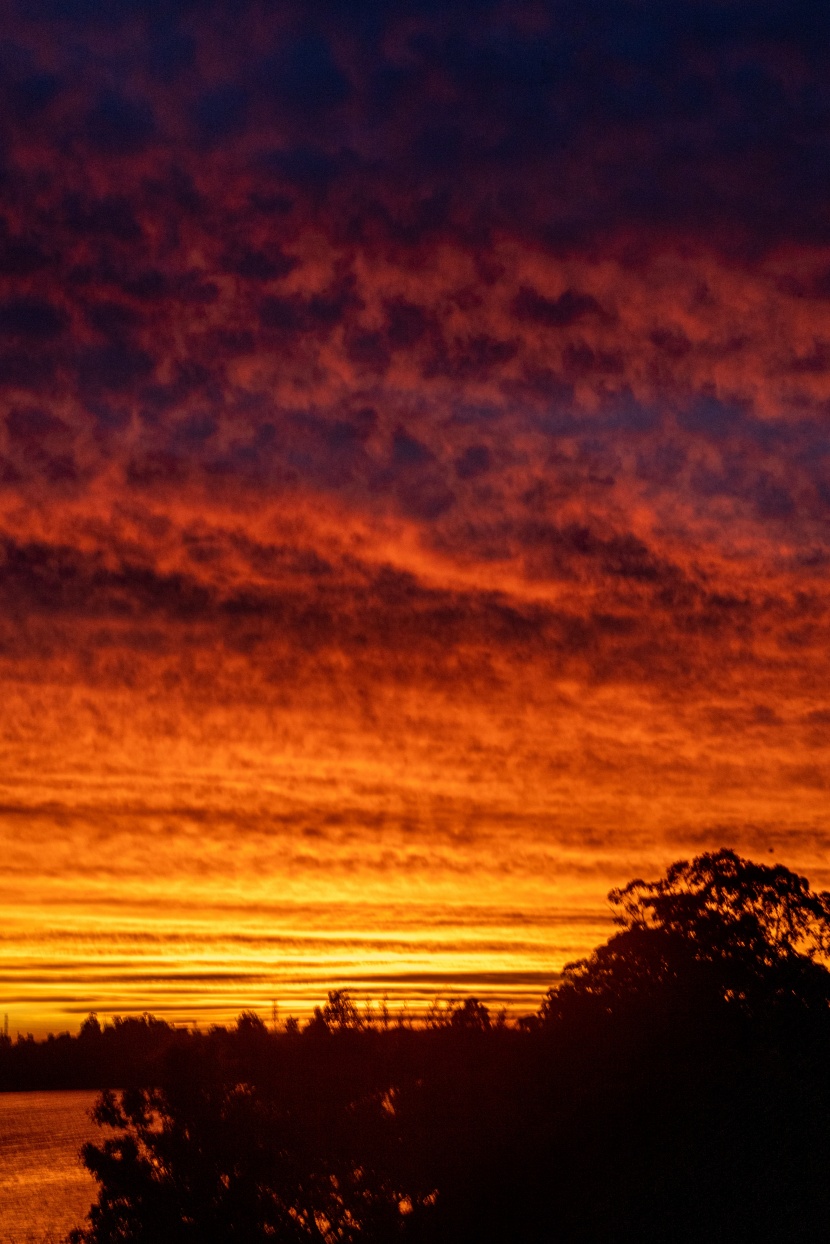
[542,848,830,1024]
[5,850,825,1243]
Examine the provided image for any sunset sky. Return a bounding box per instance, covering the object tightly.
[3,0,830,1033]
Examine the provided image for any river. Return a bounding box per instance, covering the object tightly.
[0,1091,101,1244]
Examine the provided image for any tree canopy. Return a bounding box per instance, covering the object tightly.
[54,851,830,1244]
[545,849,830,1021]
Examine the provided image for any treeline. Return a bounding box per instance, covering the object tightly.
[16,850,830,1241]
[0,996,513,1093]
[0,1012,179,1091]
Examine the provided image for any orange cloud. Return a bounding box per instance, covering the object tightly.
[3,0,830,1031]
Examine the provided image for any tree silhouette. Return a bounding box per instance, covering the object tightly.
[543,849,830,1022]
[305,989,363,1033]
[63,852,830,1244]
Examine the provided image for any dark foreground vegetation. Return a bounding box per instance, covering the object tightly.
[7,850,830,1243]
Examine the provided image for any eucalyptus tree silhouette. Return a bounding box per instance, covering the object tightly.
[543,849,830,1023]
[521,852,830,1244]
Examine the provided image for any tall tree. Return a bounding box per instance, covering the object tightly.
[544,849,830,1021]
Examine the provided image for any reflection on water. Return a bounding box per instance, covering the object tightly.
[0,1091,100,1244]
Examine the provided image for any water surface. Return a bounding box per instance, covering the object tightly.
[0,1091,100,1244]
